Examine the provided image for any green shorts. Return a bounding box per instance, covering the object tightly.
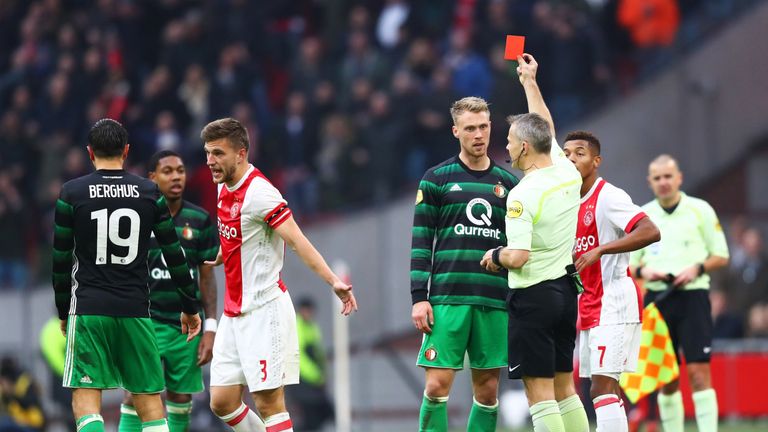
[63,315,164,393]
[153,321,203,394]
[416,304,508,370]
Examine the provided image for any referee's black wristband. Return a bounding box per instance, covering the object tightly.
[698,262,706,276]
[635,266,644,279]
[492,246,504,268]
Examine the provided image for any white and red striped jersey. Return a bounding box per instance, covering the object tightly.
[217,165,292,317]
[574,178,646,330]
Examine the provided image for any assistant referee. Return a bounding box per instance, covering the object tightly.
[481,54,588,432]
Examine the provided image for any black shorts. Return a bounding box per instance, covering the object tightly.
[507,276,578,379]
[645,289,713,363]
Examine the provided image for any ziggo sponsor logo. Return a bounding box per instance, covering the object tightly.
[574,235,597,253]
[218,218,238,240]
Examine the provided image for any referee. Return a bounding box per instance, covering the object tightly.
[630,154,729,432]
[481,54,587,432]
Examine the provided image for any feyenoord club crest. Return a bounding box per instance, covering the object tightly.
[182,224,194,240]
[425,347,438,361]
[230,202,240,218]
[493,183,507,198]
[583,210,594,226]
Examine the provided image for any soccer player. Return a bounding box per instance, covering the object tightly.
[118,150,219,432]
[200,118,358,432]
[481,54,589,432]
[630,155,729,432]
[52,119,201,432]
[410,96,519,432]
[563,131,661,432]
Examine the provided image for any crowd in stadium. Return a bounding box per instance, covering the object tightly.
[0,0,762,320]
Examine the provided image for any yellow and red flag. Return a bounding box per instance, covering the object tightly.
[620,302,679,403]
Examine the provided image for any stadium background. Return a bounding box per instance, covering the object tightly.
[0,0,767,430]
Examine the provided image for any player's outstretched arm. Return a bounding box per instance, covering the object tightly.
[575,217,661,272]
[275,215,358,316]
[517,53,555,137]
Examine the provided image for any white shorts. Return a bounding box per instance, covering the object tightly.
[579,323,642,381]
[210,291,300,392]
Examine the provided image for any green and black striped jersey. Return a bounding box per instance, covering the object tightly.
[410,157,519,309]
[147,200,218,327]
[52,169,197,320]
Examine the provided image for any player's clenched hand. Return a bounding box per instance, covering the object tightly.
[516,53,538,85]
[480,249,502,272]
[332,280,358,316]
[411,301,434,334]
[60,318,67,337]
[203,248,223,266]
[575,246,604,272]
[180,312,202,342]
[197,331,215,366]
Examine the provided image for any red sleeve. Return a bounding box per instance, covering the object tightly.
[624,212,647,233]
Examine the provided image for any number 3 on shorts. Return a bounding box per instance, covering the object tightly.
[597,345,606,368]
[259,360,267,382]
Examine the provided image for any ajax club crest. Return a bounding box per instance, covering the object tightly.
[230,202,240,218]
[583,210,594,226]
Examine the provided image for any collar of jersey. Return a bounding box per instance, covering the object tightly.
[653,191,688,213]
[580,177,604,204]
[225,165,255,192]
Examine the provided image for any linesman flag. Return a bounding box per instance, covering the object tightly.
[619,302,679,403]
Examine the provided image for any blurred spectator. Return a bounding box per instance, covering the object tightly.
[746,303,768,338]
[178,64,210,141]
[376,0,410,49]
[618,0,681,47]
[710,290,744,339]
[285,298,334,431]
[0,356,44,432]
[0,171,27,291]
[724,228,768,316]
[444,28,492,99]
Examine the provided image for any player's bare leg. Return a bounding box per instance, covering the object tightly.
[419,368,455,431]
[72,388,105,431]
[211,384,266,431]
[591,375,628,432]
[252,387,294,431]
[467,368,501,431]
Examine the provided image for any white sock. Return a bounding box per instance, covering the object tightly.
[692,389,718,432]
[217,402,266,432]
[593,394,627,432]
[264,412,294,431]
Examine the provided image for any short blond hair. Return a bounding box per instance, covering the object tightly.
[450,96,490,124]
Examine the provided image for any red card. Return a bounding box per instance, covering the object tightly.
[504,35,525,60]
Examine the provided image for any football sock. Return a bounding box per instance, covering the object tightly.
[559,394,590,432]
[530,400,565,432]
[77,414,105,432]
[141,418,169,432]
[658,391,684,432]
[466,397,498,431]
[264,412,294,431]
[217,402,266,432]
[118,404,141,432]
[166,401,193,432]
[692,389,718,432]
[419,392,449,432]
[593,394,627,432]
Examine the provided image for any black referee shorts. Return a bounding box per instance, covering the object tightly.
[645,289,713,363]
[507,275,578,379]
